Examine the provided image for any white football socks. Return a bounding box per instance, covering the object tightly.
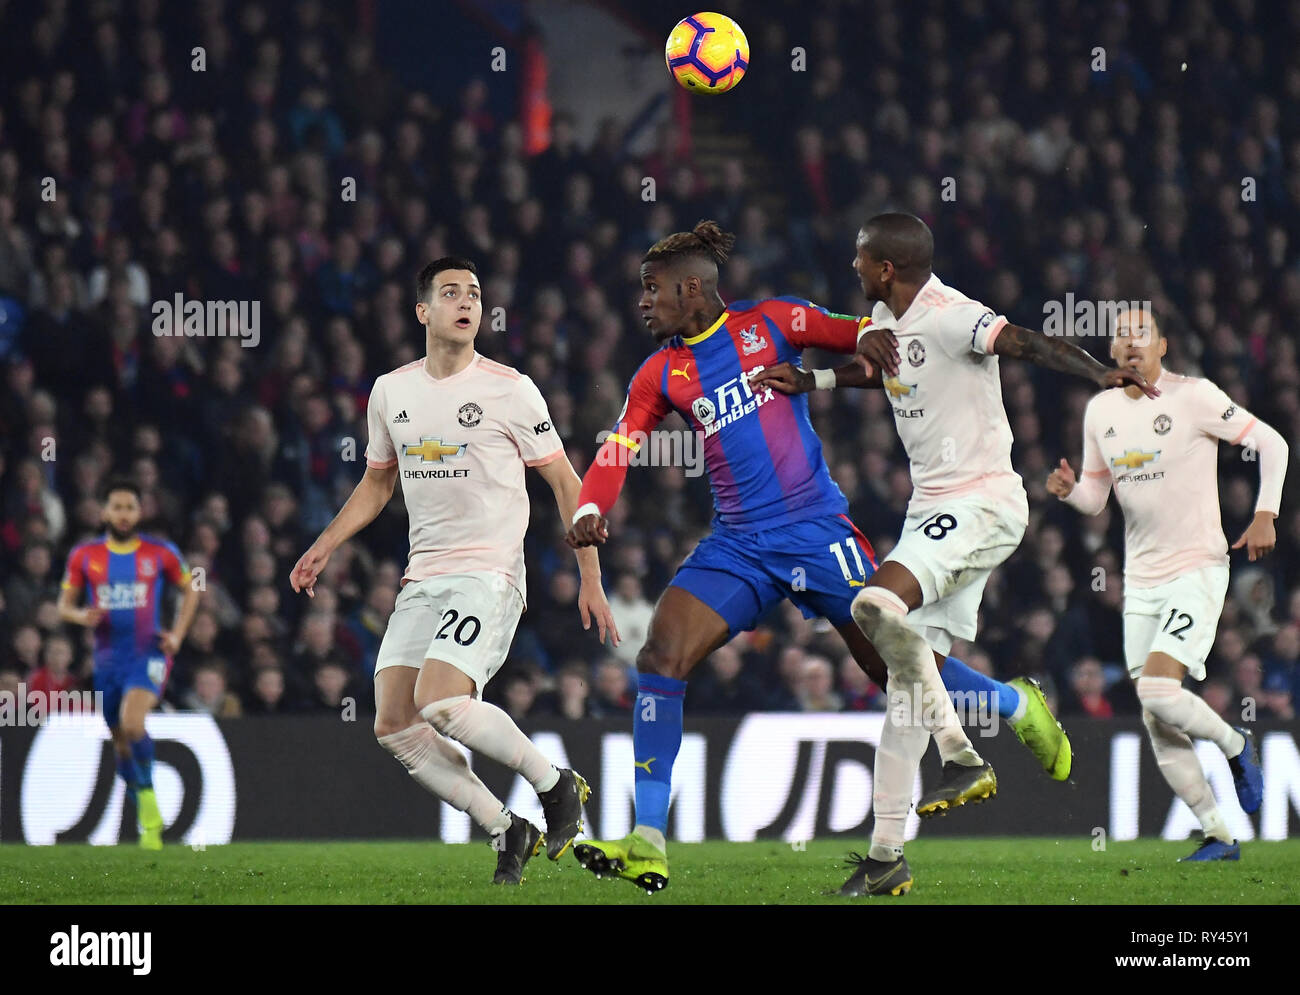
[1136,677,1244,757]
[853,587,982,766]
[421,695,560,791]
[377,722,511,834]
[1141,710,1232,843]
[870,674,932,862]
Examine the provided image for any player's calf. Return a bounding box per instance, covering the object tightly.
[377,721,513,835]
[419,695,563,794]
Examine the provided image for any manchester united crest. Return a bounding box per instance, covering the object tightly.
[458,402,483,428]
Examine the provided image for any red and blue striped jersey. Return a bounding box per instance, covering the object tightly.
[61,534,190,662]
[606,297,869,531]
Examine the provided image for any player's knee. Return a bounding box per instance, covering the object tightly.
[850,586,908,635]
[1135,676,1179,717]
[120,716,147,742]
[636,640,688,680]
[420,695,472,740]
[374,714,410,740]
[376,721,430,769]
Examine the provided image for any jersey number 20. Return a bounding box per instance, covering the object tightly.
[436,609,481,646]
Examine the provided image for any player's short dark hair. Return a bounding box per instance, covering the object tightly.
[859,213,934,280]
[643,219,736,268]
[100,477,141,503]
[417,257,478,303]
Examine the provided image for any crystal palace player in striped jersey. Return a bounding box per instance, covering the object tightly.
[565,221,1069,895]
[58,478,199,850]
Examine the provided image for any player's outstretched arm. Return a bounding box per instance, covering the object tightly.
[290,464,398,597]
[993,323,1161,398]
[535,456,620,646]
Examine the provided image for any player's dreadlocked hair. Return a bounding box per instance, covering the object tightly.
[643,220,736,266]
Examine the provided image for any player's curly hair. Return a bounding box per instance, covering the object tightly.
[643,219,736,266]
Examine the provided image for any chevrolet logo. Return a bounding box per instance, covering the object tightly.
[849,579,865,588]
[403,438,467,462]
[883,376,916,400]
[1111,449,1159,470]
[671,363,691,381]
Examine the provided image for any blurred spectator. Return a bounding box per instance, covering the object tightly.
[797,655,842,712]
[690,643,766,714]
[552,662,592,720]
[26,632,83,713]
[1202,679,1235,721]
[5,542,58,622]
[768,647,805,712]
[591,657,632,716]
[183,660,242,717]
[501,671,538,723]
[839,655,883,711]
[1066,657,1114,719]
[243,664,294,716]
[606,573,653,667]
[307,660,352,712]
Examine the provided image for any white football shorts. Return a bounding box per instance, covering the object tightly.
[883,484,1029,656]
[373,571,523,696]
[1122,565,1229,682]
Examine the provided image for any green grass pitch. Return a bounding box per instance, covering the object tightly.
[2,838,1297,904]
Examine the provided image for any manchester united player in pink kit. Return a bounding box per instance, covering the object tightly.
[1049,306,1281,862]
[753,212,1156,895]
[291,257,619,885]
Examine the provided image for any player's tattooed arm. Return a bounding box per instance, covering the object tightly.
[993,324,1160,398]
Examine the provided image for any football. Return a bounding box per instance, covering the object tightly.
[665,12,749,93]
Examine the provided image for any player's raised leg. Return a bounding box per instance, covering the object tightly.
[835,621,1069,779]
[851,562,993,803]
[118,686,163,850]
[574,584,731,893]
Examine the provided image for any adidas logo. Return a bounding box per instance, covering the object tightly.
[1104,426,1116,438]
[393,410,410,424]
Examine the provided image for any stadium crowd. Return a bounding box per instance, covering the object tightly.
[1,0,1298,725]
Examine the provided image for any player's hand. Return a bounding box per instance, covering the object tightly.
[578,577,621,647]
[566,513,609,548]
[1098,367,1160,398]
[1046,458,1076,499]
[290,544,332,597]
[158,630,182,656]
[1232,512,1276,562]
[857,326,900,378]
[81,607,105,628]
[746,362,813,394]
